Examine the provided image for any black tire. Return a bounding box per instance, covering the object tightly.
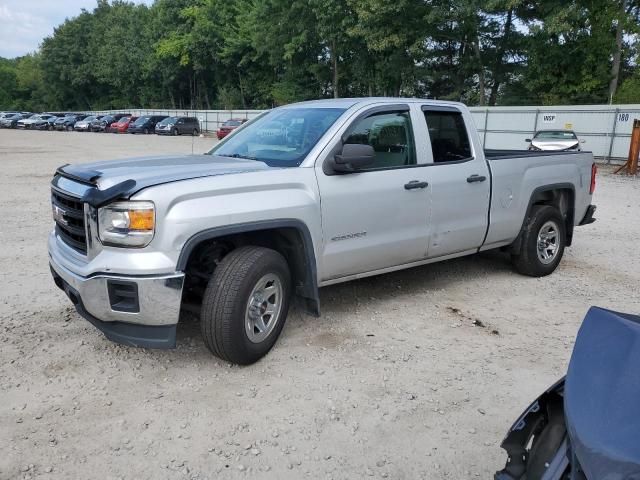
[192,128,199,136]
[200,246,291,365]
[66,125,73,131]
[512,205,566,277]
[172,128,178,136]
[143,128,149,135]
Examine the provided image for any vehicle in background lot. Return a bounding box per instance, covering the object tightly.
[35,115,61,130]
[17,114,56,129]
[155,116,200,136]
[91,115,114,132]
[49,98,597,364]
[108,116,136,133]
[55,114,87,131]
[74,115,99,132]
[0,112,28,128]
[526,130,585,151]
[216,118,248,139]
[495,307,640,480]
[128,115,168,134]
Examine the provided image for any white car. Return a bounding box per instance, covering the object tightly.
[526,130,585,151]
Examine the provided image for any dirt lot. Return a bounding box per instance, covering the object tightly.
[1,128,639,480]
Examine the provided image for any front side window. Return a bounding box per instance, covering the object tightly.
[210,107,345,167]
[343,111,416,169]
[424,110,472,163]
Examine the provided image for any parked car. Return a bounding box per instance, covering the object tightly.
[526,130,585,151]
[108,116,137,133]
[74,115,99,132]
[48,98,597,364]
[155,116,200,136]
[495,307,640,480]
[91,115,114,132]
[216,118,247,139]
[127,115,168,134]
[54,114,87,131]
[0,112,27,128]
[17,114,57,130]
[33,115,60,130]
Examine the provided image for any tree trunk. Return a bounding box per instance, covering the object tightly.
[608,0,626,102]
[473,38,485,106]
[331,40,339,98]
[489,8,513,106]
[238,72,246,108]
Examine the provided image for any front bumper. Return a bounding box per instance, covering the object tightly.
[49,236,184,349]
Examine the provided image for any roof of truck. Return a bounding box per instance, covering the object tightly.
[285,97,465,109]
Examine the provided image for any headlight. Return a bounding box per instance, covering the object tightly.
[98,201,155,247]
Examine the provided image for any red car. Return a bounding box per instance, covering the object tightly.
[109,116,137,133]
[216,118,247,139]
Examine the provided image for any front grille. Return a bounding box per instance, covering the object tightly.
[51,188,87,254]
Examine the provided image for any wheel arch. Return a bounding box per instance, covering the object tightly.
[510,183,576,254]
[177,219,320,317]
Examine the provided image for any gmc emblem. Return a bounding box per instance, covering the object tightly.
[52,205,68,226]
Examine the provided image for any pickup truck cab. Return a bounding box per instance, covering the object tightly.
[49,98,597,364]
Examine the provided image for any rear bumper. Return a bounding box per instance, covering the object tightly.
[49,239,184,348]
[579,204,596,226]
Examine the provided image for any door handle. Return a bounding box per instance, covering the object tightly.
[404,180,429,190]
[466,174,487,183]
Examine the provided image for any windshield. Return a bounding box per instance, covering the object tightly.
[135,116,151,124]
[209,108,345,167]
[535,130,577,140]
[117,116,131,124]
[83,116,97,122]
[28,114,40,120]
[159,117,178,125]
[223,120,243,127]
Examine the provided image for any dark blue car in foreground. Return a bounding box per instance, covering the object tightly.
[496,307,640,479]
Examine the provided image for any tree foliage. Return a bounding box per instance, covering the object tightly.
[1,0,639,111]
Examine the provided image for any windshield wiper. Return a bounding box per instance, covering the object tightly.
[221,153,262,162]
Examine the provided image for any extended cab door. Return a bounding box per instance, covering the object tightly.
[419,105,490,258]
[316,105,431,281]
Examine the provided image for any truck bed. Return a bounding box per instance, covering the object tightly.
[484,149,587,160]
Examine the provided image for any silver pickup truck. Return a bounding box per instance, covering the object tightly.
[49,98,597,364]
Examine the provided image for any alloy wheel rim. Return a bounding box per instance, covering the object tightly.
[537,220,560,264]
[245,273,283,343]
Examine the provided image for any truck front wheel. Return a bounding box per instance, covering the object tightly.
[200,246,291,364]
[512,205,566,277]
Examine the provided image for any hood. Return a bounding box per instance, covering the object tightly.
[57,154,271,196]
[20,118,38,124]
[531,139,579,151]
[564,307,640,479]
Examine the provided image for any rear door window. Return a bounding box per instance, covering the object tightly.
[423,109,472,163]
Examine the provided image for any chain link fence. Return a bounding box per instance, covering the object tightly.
[469,104,640,162]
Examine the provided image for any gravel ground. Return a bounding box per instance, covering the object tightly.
[1,129,639,480]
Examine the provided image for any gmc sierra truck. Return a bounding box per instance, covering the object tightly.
[49,98,597,364]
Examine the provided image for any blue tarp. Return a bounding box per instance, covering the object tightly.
[565,306,640,480]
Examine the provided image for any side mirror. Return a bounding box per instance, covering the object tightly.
[333,144,375,173]
[525,138,532,142]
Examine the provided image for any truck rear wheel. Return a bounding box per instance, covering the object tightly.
[200,246,291,364]
[512,205,566,277]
